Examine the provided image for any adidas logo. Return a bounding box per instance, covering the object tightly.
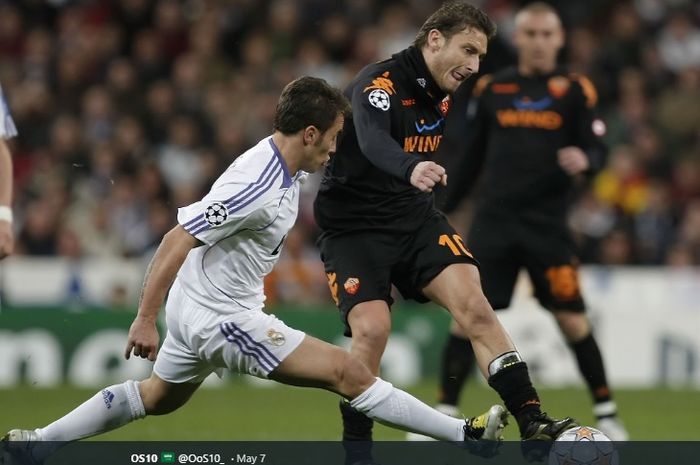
[102,389,115,409]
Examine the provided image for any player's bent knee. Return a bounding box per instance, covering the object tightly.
[334,353,375,399]
[143,395,185,416]
[348,313,391,350]
[554,311,590,342]
[139,377,193,416]
[347,302,391,349]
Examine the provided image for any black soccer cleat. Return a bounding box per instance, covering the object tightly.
[520,413,578,462]
[522,412,578,441]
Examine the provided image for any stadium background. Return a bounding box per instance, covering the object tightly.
[0,0,699,440]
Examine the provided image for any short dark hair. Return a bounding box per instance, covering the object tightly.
[413,1,497,48]
[273,76,350,135]
[515,1,561,26]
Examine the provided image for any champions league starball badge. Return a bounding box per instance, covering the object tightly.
[204,201,228,226]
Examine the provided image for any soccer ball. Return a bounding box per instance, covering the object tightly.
[548,426,619,465]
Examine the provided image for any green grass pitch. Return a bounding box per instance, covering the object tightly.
[2,380,699,440]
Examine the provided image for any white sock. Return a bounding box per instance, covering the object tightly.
[350,378,464,441]
[39,380,146,441]
[593,400,618,419]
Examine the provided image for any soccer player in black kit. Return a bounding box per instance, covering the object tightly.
[427,2,629,441]
[313,2,576,460]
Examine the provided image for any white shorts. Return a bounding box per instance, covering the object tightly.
[153,281,306,384]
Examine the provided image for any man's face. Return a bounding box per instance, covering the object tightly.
[301,114,344,173]
[426,27,488,94]
[514,11,563,73]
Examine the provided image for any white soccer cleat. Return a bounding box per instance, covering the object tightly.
[405,403,461,441]
[596,417,630,441]
[1,429,43,465]
[463,404,509,441]
[461,405,509,458]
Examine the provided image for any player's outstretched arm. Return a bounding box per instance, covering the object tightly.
[0,139,14,259]
[125,225,201,361]
[409,160,448,193]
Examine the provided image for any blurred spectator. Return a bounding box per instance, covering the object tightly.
[633,180,675,264]
[153,0,188,60]
[376,3,415,58]
[156,114,204,192]
[593,145,649,216]
[669,155,700,213]
[599,228,635,265]
[656,67,700,144]
[656,10,700,73]
[676,199,700,259]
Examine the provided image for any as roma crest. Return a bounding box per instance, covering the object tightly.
[547,76,570,99]
[344,277,360,295]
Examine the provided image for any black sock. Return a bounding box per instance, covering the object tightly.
[488,361,541,436]
[438,333,476,406]
[340,399,373,464]
[570,332,613,407]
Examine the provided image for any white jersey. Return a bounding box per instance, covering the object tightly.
[176,136,306,313]
[0,84,18,139]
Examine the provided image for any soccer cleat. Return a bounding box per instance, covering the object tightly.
[1,429,43,465]
[521,412,578,441]
[596,417,629,441]
[464,404,509,441]
[520,413,578,462]
[462,405,508,458]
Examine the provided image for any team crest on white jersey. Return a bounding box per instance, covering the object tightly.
[267,329,286,346]
[368,89,390,111]
[204,201,228,226]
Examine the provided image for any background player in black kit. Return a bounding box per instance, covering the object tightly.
[313,2,576,460]
[429,2,629,442]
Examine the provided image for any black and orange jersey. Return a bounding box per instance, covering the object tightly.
[314,46,451,236]
[442,66,607,221]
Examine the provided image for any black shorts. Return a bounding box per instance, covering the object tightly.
[318,212,478,336]
[468,208,585,313]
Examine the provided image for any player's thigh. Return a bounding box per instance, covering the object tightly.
[153,329,216,385]
[520,225,586,312]
[159,287,307,382]
[392,213,478,302]
[318,232,396,336]
[269,335,374,398]
[153,282,218,385]
[212,311,307,380]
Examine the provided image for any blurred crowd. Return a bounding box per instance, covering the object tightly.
[1,0,699,307]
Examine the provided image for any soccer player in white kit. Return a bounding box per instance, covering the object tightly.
[2,77,506,464]
[0,82,18,259]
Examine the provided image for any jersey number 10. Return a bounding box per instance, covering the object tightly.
[439,234,473,258]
